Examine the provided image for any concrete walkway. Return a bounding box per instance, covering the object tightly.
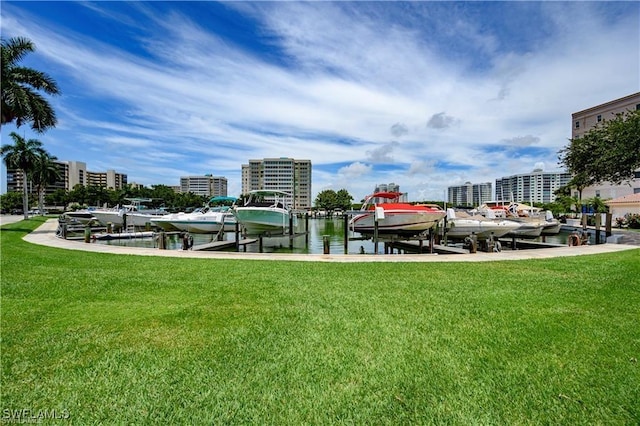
[11,218,639,263]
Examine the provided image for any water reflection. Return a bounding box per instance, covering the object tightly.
[96,217,588,254]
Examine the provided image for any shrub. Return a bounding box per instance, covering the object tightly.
[626,213,640,229]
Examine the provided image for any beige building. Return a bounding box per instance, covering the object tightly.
[6,160,127,195]
[179,175,227,197]
[241,158,312,209]
[571,92,640,199]
[605,193,640,220]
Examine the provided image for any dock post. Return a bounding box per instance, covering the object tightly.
[374,219,379,254]
[158,231,166,249]
[305,213,310,245]
[259,236,263,253]
[595,213,601,244]
[235,222,240,251]
[323,235,330,254]
[605,212,612,238]
[343,214,349,254]
[429,228,434,254]
[84,225,91,243]
[289,215,294,249]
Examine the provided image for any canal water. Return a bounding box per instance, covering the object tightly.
[94,218,586,255]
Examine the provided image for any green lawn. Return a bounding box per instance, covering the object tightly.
[2,217,639,424]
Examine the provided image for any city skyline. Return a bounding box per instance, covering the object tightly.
[1,2,638,201]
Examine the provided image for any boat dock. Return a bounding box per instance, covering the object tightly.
[387,240,470,255]
[192,238,258,251]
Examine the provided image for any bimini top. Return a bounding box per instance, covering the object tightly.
[247,190,292,197]
[208,196,238,203]
[368,191,403,200]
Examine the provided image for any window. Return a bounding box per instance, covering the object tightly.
[595,190,600,198]
[575,121,580,129]
[597,114,602,122]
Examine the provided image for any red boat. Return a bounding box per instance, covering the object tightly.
[349,192,446,237]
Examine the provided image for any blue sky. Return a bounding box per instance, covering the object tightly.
[1,1,638,201]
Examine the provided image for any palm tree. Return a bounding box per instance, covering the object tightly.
[30,151,61,215]
[1,37,60,133]
[1,132,45,219]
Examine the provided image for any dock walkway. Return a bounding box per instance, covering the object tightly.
[4,217,638,263]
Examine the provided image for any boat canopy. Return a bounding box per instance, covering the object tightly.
[209,196,237,203]
[368,191,403,200]
[247,190,292,197]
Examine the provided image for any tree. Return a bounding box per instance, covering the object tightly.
[1,37,60,133]
[559,109,640,189]
[29,151,61,215]
[0,191,24,213]
[315,190,337,211]
[1,132,45,219]
[335,189,354,211]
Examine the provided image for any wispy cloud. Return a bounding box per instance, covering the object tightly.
[1,2,637,200]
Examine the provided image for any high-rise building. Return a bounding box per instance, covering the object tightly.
[572,92,640,139]
[571,92,640,199]
[495,170,571,204]
[372,183,407,202]
[448,182,492,206]
[5,160,127,196]
[241,158,312,209]
[180,175,227,197]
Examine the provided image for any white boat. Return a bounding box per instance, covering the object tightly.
[61,209,97,225]
[232,190,293,235]
[150,211,192,232]
[350,192,446,237]
[92,198,167,228]
[153,197,238,234]
[477,202,548,239]
[444,209,521,240]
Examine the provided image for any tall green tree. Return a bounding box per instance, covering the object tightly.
[1,132,45,219]
[559,109,640,189]
[29,151,61,215]
[315,189,338,211]
[335,189,354,211]
[1,37,60,133]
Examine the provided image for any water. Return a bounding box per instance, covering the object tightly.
[93,218,593,255]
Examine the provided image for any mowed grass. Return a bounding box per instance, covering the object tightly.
[1,218,639,424]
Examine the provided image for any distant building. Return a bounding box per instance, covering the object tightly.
[495,170,571,204]
[5,160,127,196]
[241,158,312,209]
[180,174,227,197]
[448,182,492,207]
[571,92,640,199]
[371,183,407,203]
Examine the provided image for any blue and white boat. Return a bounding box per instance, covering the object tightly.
[232,190,293,235]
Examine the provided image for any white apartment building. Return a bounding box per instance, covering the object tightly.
[495,170,571,204]
[5,160,127,196]
[571,92,640,199]
[180,175,227,198]
[241,158,312,209]
[448,182,492,207]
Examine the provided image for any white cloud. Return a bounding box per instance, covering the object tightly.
[1,2,637,202]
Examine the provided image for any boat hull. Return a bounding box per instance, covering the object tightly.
[446,218,521,240]
[170,216,236,234]
[234,207,291,235]
[506,220,544,239]
[351,210,445,236]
